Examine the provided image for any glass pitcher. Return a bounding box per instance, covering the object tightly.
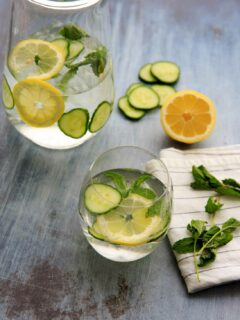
[2,0,114,149]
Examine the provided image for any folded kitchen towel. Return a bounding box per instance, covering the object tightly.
[159,145,240,293]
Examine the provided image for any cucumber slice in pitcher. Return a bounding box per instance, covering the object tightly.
[85,183,122,214]
[139,63,158,83]
[52,38,69,59]
[151,61,180,84]
[89,101,112,133]
[67,41,84,61]
[2,75,14,109]
[118,96,145,120]
[58,108,89,139]
[128,86,159,110]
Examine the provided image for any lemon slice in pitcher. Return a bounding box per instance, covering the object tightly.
[8,39,65,80]
[13,79,65,127]
[90,194,162,246]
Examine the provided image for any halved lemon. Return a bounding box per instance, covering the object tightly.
[13,79,65,127]
[161,90,216,144]
[8,39,65,80]
[91,194,162,246]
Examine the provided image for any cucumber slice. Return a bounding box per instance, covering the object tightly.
[88,225,105,241]
[118,96,145,120]
[85,183,122,214]
[2,75,14,109]
[151,85,176,107]
[139,63,158,83]
[126,83,142,96]
[128,86,159,110]
[67,41,84,61]
[52,38,69,59]
[58,108,89,139]
[89,101,112,133]
[151,61,180,84]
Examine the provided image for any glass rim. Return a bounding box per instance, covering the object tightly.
[28,0,101,10]
[88,145,172,208]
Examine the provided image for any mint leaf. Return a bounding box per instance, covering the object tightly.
[216,186,240,198]
[67,46,107,77]
[133,187,156,200]
[202,225,220,242]
[205,196,223,214]
[187,220,207,237]
[172,237,195,253]
[130,174,152,190]
[191,165,240,198]
[146,199,163,217]
[198,248,216,267]
[222,218,240,233]
[211,232,233,248]
[222,178,240,188]
[105,172,128,198]
[60,24,88,40]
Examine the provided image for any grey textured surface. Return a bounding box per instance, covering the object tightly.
[0,0,240,319]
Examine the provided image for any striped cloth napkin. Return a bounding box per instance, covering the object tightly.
[159,145,240,293]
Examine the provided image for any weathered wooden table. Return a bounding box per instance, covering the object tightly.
[0,0,240,319]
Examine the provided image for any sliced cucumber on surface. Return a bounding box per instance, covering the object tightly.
[151,61,180,84]
[128,86,159,110]
[139,63,157,83]
[89,101,112,133]
[126,83,142,96]
[118,96,145,120]
[58,108,89,139]
[67,41,84,61]
[151,84,176,107]
[52,38,69,59]
[85,183,122,214]
[2,75,14,109]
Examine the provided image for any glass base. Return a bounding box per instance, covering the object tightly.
[14,122,96,150]
[86,233,160,262]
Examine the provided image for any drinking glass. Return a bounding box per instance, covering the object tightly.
[79,146,172,262]
[2,0,114,149]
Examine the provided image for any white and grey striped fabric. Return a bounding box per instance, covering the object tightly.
[160,145,240,293]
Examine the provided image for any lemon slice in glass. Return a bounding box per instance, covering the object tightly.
[13,79,65,127]
[8,39,66,80]
[91,194,162,246]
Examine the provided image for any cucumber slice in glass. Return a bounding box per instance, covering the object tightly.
[151,84,176,107]
[126,83,142,96]
[89,101,112,133]
[51,38,69,59]
[2,75,14,109]
[128,86,159,110]
[118,96,145,120]
[151,61,180,84]
[139,63,158,83]
[67,41,84,61]
[58,108,89,139]
[85,183,122,214]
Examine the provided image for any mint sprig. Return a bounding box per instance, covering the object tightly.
[59,24,89,40]
[205,196,223,214]
[173,218,240,281]
[191,165,240,197]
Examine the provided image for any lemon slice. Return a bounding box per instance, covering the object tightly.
[92,194,162,246]
[13,79,65,127]
[8,39,65,80]
[161,90,216,144]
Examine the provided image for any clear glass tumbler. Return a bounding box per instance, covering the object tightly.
[2,0,114,149]
[79,146,172,262]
